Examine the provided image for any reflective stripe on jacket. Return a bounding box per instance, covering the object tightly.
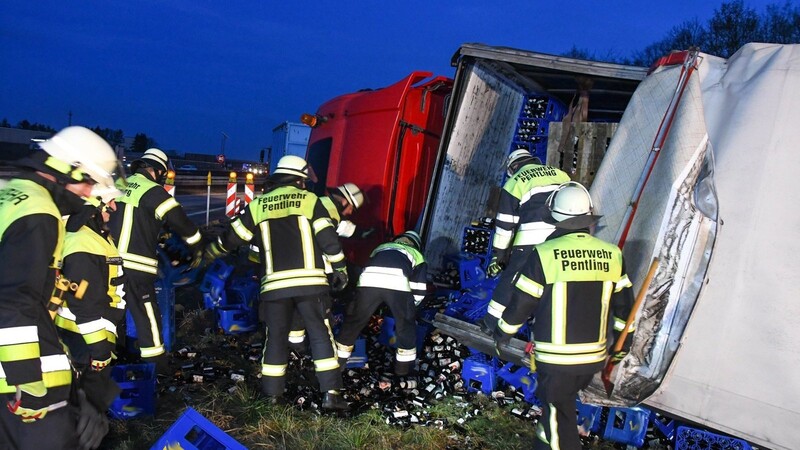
[109,172,200,277]
[498,230,634,373]
[358,242,428,302]
[0,178,72,394]
[492,163,570,257]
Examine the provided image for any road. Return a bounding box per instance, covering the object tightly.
[176,191,230,225]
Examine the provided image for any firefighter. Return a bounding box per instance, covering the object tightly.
[54,184,127,424]
[478,149,570,334]
[107,148,202,373]
[320,182,366,239]
[0,126,121,450]
[203,155,350,411]
[491,182,635,450]
[335,230,429,377]
[288,182,366,349]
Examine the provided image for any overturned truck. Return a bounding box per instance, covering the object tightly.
[420,43,800,449]
[305,42,800,449]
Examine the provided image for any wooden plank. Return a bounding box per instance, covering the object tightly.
[427,313,531,368]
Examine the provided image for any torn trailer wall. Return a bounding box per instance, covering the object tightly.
[581,43,800,450]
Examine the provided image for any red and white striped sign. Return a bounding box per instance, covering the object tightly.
[225,172,237,217]
[244,182,254,205]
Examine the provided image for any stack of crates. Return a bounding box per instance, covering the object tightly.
[511,94,567,163]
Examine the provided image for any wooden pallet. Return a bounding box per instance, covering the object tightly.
[547,122,618,188]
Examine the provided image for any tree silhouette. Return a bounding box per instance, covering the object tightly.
[91,126,125,148]
[131,133,158,152]
[564,1,800,65]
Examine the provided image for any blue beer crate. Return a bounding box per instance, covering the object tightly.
[109,363,156,419]
[346,338,368,369]
[217,306,257,334]
[458,255,486,290]
[201,278,227,309]
[575,399,603,434]
[150,407,247,450]
[602,406,651,447]
[676,426,753,450]
[226,276,258,310]
[497,363,539,405]
[378,316,428,353]
[462,354,497,395]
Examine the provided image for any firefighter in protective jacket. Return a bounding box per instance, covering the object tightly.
[479,149,570,334]
[288,182,366,348]
[55,186,127,420]
[107,148,202,373]
[204,155,350,410]
[335,230,429,376]
[492,182,635,450]
[0,126,121,450]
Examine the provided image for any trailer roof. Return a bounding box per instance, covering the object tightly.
[454,43,649,121]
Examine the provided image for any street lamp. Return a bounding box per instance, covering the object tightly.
[221,132,228,156]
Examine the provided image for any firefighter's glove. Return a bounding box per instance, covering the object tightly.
[188,245,204,270]
[76,389,109,450]
[336,220,357,238]
[492,328,512,357]
[610,351,628,364]
[203,239,226,265]
[330,267,349,292]
[487,257,505,278]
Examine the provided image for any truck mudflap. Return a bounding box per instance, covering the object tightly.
[426,313,530,368]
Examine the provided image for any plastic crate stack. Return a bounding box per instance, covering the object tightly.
[511,94,567,163]
[199,259,259,334]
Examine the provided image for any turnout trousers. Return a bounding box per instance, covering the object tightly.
[125,275,167,372]
[533,366,594,450]
[336,287,418,376]
[260,293,342,396]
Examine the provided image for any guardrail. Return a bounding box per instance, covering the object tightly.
[0,167,267,189]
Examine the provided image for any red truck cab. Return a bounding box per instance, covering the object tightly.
[304,72,452,265]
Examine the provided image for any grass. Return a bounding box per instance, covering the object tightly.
[102,281,651,450]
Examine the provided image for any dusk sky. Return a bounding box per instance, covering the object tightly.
[1,1,780,161]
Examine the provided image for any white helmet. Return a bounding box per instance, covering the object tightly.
[38,126,121,191]
[90,183,124,205]
[273,155,309,179]
[548,181,594,222]
[505,149,541,177]
[135,148,170,172]
[336,183,365,210]
[395,230,422,249]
